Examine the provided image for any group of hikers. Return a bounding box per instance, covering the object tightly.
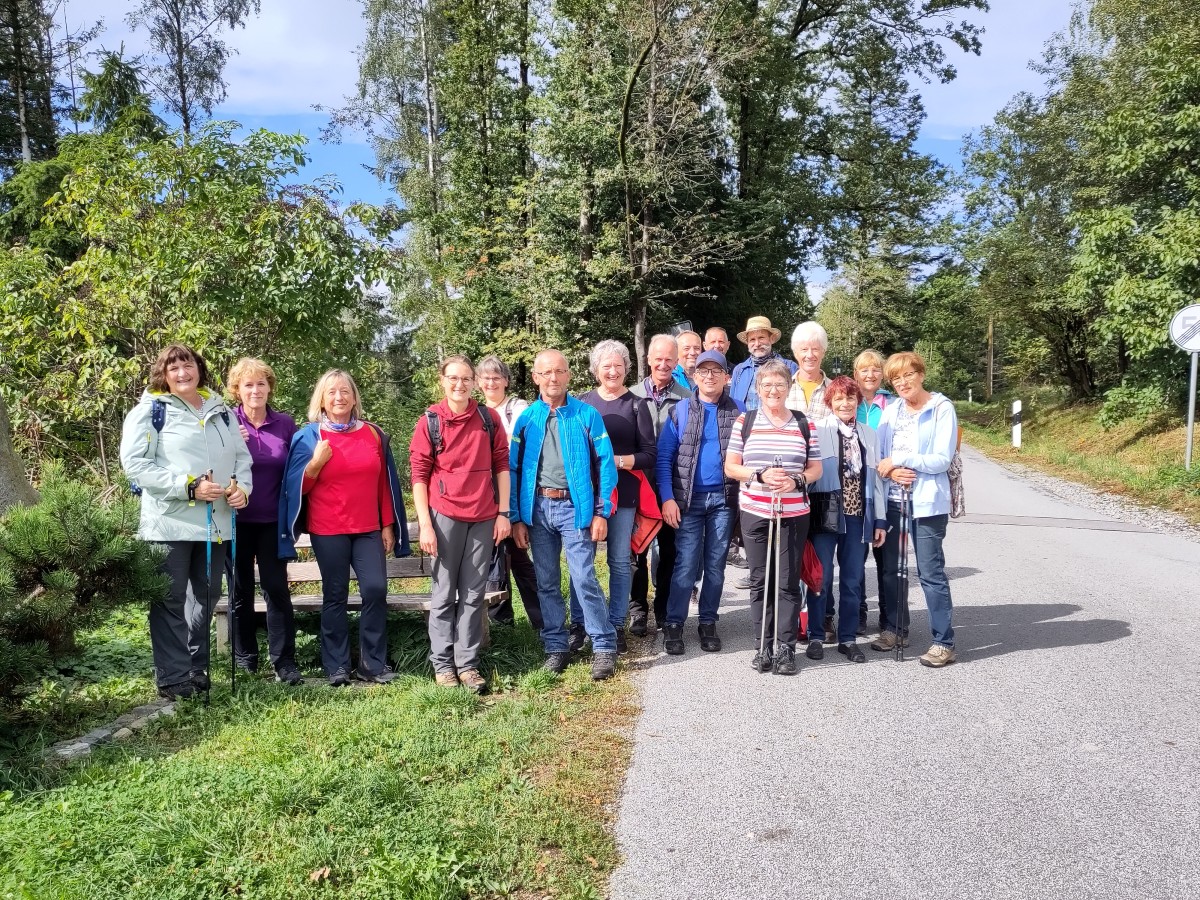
[119,315,961,700]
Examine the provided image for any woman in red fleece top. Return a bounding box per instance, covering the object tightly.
[410,356,511,693]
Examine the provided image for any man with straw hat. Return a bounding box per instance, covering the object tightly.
[729,316,798,412]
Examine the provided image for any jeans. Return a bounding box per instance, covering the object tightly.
[230,519,296,670]
[310,531,390,676]
[529,496,617,653]
[810,515,872,645]
[153,540,227,687]
[666,491,734,626]
[569,505,636,630]
[741,510,807,650]
[879,503,954,647]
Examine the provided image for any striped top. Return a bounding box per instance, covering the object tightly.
[727,410,819,518]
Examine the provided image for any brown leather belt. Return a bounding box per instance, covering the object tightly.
[537,487,569,499]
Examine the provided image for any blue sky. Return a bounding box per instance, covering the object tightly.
[65,0,1075,206]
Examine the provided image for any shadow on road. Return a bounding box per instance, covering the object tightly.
[953,602,1132,661]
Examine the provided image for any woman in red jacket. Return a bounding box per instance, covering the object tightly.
[410,355,511,693]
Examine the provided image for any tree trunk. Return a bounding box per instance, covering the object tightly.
[0,395,38,512]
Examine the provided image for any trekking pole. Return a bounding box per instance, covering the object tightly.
[895,486,912,663]
[758,506,774,674]
[203,469,214,705]
[228,476,238,693]
[771,491,784,673]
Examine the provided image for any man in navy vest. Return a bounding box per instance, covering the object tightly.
[656,350,740,654]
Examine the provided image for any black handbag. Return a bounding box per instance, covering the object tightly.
[808,489,842,534]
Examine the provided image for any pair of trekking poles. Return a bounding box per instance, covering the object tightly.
[755,468,912,668]
[199,471,241,705]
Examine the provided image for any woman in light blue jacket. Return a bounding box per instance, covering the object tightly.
[120,344,252,700]
[872,351,959,668]
[804,376,886,664]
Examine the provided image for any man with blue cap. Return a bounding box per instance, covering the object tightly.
[655,349,741,654]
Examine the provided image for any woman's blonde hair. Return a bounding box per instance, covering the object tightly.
[884,351,927,385]
[226,357,277,404]
[307,369,364,422]
[853,349,885,373]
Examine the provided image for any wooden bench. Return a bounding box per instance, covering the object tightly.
[213,528,509,649]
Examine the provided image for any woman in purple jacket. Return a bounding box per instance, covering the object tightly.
[227,358,301,685]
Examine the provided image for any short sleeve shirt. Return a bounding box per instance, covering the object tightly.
[727,411,819,518]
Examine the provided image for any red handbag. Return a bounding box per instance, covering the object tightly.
[800,537,823,594]
[629,470,662,554]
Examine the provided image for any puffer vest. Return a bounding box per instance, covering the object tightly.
[671,391,741,512]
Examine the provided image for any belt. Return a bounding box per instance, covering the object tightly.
[537,487,570,499]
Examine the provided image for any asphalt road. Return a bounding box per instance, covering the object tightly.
[609,446,1200,900]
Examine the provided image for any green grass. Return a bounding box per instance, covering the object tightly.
[0,556,632,899]
[961,399,1200,523]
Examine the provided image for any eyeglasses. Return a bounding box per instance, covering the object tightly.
[535,369,569,378]
[444,376,474,384]
[759,382,789,393]
[892,372,921,384]
[695,368,724,379]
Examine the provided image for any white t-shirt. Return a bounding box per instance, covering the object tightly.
[490,396,529,440]
[888,402,920,502]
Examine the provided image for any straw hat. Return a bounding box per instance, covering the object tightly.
[737,316,782,344]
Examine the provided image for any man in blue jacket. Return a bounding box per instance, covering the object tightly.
[729,315,798,412]
[511,349,620,680]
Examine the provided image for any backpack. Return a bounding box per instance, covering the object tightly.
[740,407,812,445]
[131,398,230,496]
[425,405,499,500]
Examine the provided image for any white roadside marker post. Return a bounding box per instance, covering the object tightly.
[1012,399,1022,450]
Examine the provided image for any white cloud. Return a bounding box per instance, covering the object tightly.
[63,0,365,115]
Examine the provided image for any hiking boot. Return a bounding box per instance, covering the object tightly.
[568,623,588,653]
[727,547,748,569]
[274,663,304,686]
[434,671,459,687]
[189,671,210,691]
[838,642,866,663]
[356,667,397,685]
[697,623,721,652]
[735,574,752,590]
[629,614,648,637]
[920,645,957,669]
[823,615,837,644]
[544,651,573,675]
[663,623,685,655]
[751,646,773,673]
[870,631,910,652]
[234,656,259,674]
[592,651,617,681]
[458,669,488,694]
[615,628,628,654]
[773,644,797,675]
[805,638,824,661]
[328,667,351,687]
[157,681,196,701]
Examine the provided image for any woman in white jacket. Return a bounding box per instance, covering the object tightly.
[872,351,959,668]
[119,344,252,699]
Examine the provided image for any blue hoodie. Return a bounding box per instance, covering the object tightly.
[876,393,958,518]
[509,395,618,530]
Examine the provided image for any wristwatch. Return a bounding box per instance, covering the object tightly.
[753,468,764,484]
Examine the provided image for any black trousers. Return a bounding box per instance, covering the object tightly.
[630,522,676,625]
[742,510,808,650]
[310,531,389,677]
[487,537,545,631]
[229,519,296,670]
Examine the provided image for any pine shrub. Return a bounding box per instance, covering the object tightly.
[0,463,167,700]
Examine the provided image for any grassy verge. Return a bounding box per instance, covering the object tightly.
[1,562,635,900]
[960,400,1200,524]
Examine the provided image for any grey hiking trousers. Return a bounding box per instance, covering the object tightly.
[153,540,227,687]
[428,512,494,674]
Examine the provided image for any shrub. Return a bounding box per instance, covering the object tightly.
[0,463,168,700]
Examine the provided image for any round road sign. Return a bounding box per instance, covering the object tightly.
[1170,305,1200,352]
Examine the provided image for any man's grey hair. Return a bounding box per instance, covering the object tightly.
[589,340,632,381]
[647,333,678,355]
[791,321,829,353]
